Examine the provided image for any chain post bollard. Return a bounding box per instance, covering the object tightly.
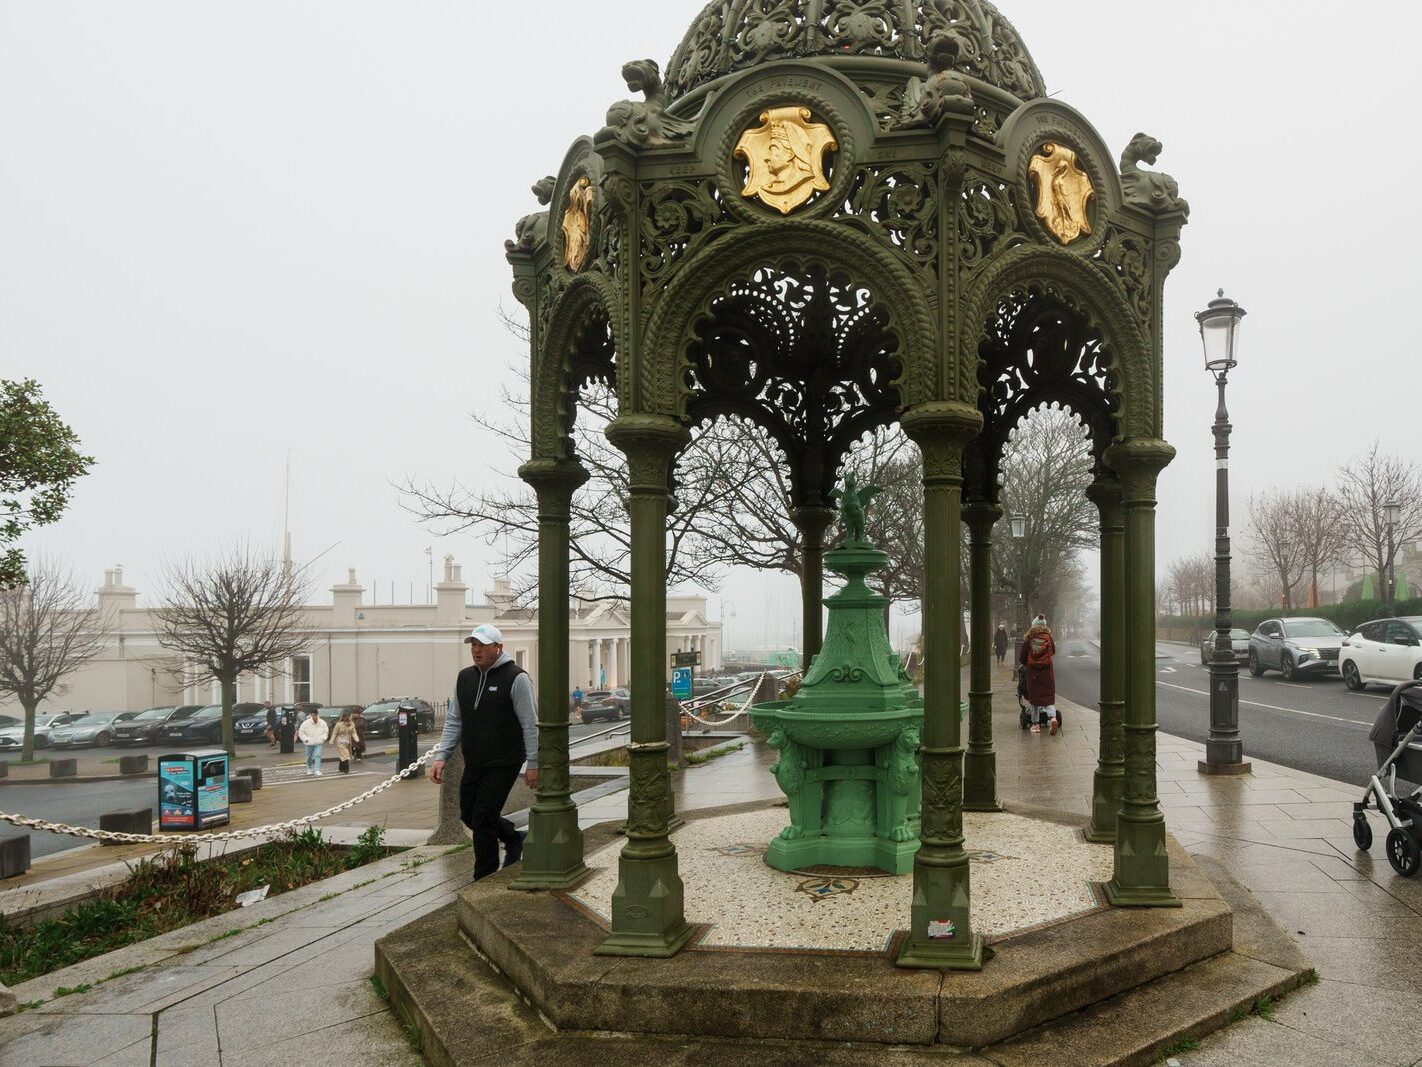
[426,748,468,845]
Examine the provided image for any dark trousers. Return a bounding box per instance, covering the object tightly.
[460,761,522,879]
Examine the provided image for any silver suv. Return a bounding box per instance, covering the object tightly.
[1248,617,1346,681]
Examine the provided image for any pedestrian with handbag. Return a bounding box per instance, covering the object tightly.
[331,709,359,774]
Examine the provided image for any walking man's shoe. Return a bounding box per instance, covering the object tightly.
[503,829,527,869]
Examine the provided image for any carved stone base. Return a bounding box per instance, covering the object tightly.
[509,808,588,892]
[1107,810,1181,908]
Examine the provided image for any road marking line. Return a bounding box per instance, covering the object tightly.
[1155,681,1374,727]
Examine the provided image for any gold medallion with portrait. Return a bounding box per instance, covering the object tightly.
[735,106,838,215]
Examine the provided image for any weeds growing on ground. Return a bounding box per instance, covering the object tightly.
[0,827,398,986]
[685,742,744,766]
[1251,995,1276,1021]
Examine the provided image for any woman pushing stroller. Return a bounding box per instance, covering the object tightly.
[1018,615,1061,735]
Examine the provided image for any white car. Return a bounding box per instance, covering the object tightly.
[1340,617,1422,691]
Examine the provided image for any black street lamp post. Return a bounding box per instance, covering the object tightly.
[1385,501,1401,616]
[1010,512,1027,636]
[1197,290,1251,776]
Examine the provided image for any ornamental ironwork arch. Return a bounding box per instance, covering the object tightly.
[686,262,903,507]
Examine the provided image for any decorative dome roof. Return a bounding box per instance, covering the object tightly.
[665,0,1046,103]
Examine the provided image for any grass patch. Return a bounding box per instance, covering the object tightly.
[1227,1004,1249,1024]
[1301,968,1319,985]
[441,843,472,856]
[52,983,92,998]
[0,825,394,986]
[104,964,147,981]
[1159,1036,1200,1060]
[369,973,388,1001]
[1251,995,1276,1021]
[18,1000,44,1011]
[685,742,744,766]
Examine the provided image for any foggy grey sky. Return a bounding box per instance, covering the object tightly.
[5,1,1420,651]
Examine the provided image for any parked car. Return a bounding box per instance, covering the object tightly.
[159,703,264,747]
[50,711,141,748]
[0,712,91,750]
[581,689,627,724]
[1340,617,1422,691]
[361,697,432,739]
[234,706,275,743]
[1200,628,1251,665]
[1247,617,1347,680]
[370,697,434,733]
[114,705,200,746]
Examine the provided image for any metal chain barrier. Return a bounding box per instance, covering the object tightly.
[0,746,440,846]
[681,670,801,728]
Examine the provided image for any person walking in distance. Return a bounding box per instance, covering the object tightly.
[1018,614,1060,735]
[350,706,367,761]
[430,625,539,881]
[297,706,329,775]
[330,709,359,774]
[994,623,1010,666]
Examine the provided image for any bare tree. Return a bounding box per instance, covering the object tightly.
[154,546,314,756]
[0,559,108,760]
[1245,491,1308,611]
[993,410,1099,627]
[1336,442,1422,600]
[1291,487,1347,608]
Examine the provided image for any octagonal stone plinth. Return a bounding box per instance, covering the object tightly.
[448,802,1235,1050]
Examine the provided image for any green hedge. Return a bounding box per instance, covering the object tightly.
[1160,596,1422,637]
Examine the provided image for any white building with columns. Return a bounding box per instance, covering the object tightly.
[6,558,723,715]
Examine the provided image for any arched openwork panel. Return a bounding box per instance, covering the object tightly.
[960,245,1155,441]
[684,261,903,507]
[642,220,938,423]
[973,289,1119,492]
[533,275,621,461]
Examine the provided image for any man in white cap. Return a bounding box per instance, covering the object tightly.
[430,624,539,880]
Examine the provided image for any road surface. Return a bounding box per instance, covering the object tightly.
[1053,638,1387,788]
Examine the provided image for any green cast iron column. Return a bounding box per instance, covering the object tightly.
[794,505,835,668]
[1085,478,1126,844]
[598,415,695,957]
[962,501,1002,813]
[897,403,985,970]
[1104,440,1180,907]
[511,458,590,891]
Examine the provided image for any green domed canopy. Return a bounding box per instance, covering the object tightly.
[664,0,1047,102]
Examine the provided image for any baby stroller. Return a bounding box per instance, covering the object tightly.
[1354,679,1422,877]
[1016,666,1064,731]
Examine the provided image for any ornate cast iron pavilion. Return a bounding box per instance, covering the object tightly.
[505,0,1190,970]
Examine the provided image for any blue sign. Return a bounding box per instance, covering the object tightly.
[671,667,693,700]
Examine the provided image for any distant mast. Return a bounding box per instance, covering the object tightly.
[283,451,293,580]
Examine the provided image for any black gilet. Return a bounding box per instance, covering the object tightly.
[455,660,527,768]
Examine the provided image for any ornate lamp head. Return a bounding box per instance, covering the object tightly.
[1196,289,1246,380]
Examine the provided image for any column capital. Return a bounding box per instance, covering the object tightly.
[606,415,690,492]
[902,403,982,484]
[960,501,1003,535]
[1105,438,1175,501]
[519,457,590,496]
[1084,477,1123,513]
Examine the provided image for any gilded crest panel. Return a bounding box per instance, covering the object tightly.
[735,106,838,215]
[1027,143,1093,245]
[562,176,595,271]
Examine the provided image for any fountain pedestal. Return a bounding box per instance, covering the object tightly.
[751,540,924,874]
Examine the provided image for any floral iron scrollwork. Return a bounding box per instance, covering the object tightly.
[1093,225,1154,322]
[686,264,903,505]
[959,178,1025,271]
[638,178,735,307]
[975,288,1120,471]
[1120,133,1189,217]
[820,0,904,55]
[601,60,695,149]
[838,163,940,272]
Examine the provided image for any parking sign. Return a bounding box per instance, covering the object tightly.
[671,667,693,700]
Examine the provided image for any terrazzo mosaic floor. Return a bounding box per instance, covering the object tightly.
[567,807,1114,954]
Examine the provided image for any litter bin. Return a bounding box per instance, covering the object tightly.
[397,702,422,779]
[157,750,231,831]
